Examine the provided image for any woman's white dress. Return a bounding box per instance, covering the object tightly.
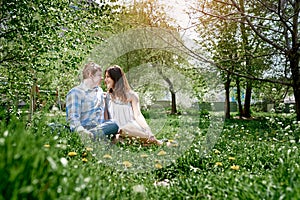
[108,97,151,139]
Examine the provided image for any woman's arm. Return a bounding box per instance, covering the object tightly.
[130,92,152,133]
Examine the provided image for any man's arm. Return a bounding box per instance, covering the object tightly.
[66,89,93,139]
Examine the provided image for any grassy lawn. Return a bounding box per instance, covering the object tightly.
[0,111,299,199]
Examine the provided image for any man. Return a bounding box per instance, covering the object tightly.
[66,62,119,141]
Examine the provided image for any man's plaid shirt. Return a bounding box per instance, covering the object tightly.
[66,82,105,132]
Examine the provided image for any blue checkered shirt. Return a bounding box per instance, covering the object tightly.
[66,82,105,131]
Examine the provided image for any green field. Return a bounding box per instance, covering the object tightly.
[1,111,299,199]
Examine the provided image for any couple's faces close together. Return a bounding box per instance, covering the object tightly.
[90,71,114,90]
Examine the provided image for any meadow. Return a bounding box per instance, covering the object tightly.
[0,110,299,200]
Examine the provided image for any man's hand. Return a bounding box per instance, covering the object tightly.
[76,126,94,141]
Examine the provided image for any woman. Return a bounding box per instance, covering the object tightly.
[104,65,165,146]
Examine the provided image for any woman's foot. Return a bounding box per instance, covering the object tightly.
[141,136,162,146]
[159,139,178,147]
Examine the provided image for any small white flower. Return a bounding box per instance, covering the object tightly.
[84,177,91,183]
[132,184,146,193]
[60,157,68,167]
[285,125,291,130]
[3,130,8,137]
[270,108,275,113]
[154,179,170,187]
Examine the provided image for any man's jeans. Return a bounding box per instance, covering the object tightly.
[84,120,119,140]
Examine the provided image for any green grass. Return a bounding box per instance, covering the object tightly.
[0,111,299,199]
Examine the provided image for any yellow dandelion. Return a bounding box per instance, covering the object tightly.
[140,154,148,158]
[170,143,179,147]
[230,165,240,170]
[157,150,167,156]
[86,147,93,151]
[82,152,87,157]
[44,144,50,148]
[68,152,77,156]
[103,154,112,159]
[215,162,223,166]
[82,158,88,162]
[228,157,235,161]
[123,161,132,168]
[214,149,220,154]
[155,163,163,169]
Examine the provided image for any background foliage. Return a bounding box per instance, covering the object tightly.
[0,0,120,122]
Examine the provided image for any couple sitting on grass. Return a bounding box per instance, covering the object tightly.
[66,61,174,146]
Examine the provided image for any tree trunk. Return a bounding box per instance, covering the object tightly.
[156,65,178,115]
[224,73,231,119]
[236,78,243,117]
[293,86,300,121]
[171,91,177,114]
[243,80,252,118]
[290,53,300,121]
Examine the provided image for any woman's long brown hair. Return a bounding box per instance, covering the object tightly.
[105,65,132,102]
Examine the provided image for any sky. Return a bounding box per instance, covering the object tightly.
[94,0,199,34]
[108,0,198,29]
[158,0,195,28]
[158,0,199,40]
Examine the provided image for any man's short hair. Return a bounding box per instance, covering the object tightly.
[82,62,102,79]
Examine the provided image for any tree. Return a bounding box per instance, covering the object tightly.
[193,0,272,119]
[210,14,240,119]
[194,0,300,120]
[0,0,119,123]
